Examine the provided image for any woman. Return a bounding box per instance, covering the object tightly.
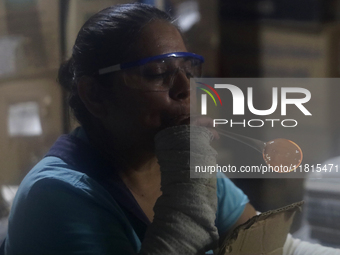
[2,3,339,255]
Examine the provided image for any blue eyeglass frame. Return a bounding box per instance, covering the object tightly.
[98,52,205,75]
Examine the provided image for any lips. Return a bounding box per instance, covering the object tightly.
[164,114,191,126]
[175,115,191,125]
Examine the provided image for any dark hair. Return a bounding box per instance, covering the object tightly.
[58,3,175,127]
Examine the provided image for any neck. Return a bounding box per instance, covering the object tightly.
[83,121,159,177]
[119,156,160,193]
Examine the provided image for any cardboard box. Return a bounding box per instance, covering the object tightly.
[0,36,28,76]
[260,24,340,77]
[0,0,7,35]
[0,75,63,185]
[220,23,340,78]
[0,0,60,77]
[220,0,340,23]
[218,201,303,255]
[35,0,61,72]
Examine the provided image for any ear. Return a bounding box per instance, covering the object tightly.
[77,76,107,119]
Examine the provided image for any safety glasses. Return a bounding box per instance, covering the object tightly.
[98,52,204,91]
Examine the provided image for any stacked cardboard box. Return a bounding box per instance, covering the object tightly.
[0,75,63,185]
[220,0,340,23]
[0,0,60,77]
[0,0,63,185]
[0,0,7,35]
[220,23,340,78]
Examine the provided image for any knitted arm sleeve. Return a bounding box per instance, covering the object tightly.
[139,125,219,255]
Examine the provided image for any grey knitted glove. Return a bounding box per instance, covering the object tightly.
[140,125,219,255]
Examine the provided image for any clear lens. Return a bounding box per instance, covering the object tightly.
[122,57,202,91]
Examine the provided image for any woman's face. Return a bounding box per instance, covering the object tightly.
[102,20,196,149]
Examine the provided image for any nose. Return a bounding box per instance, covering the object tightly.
[168,69,191,101]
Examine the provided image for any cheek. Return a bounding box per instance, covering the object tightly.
[122,91,173,128]
[136,93,172,126]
